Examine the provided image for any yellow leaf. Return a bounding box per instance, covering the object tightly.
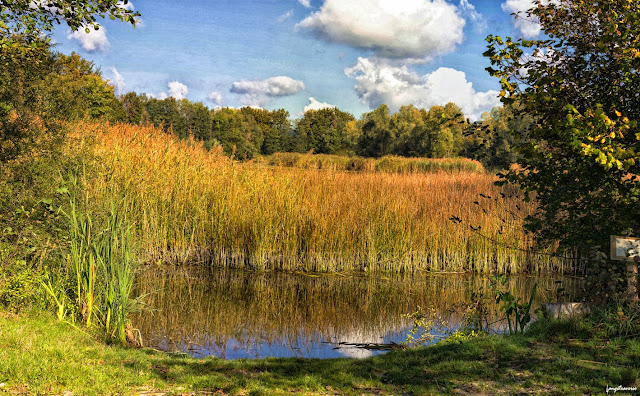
[615,110,622,117]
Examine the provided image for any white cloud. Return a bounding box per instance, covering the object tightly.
[302,97,336,114]
[295,0,465,62]
[278,10,293,23]
[207,91,224,105]
[168,81,189,100]
[147,81,189,100]
[230,76,305,106]
[501,0,556,38]
[67,25,109,52]
[459,0,487,32]
[298,0,312,8]
[107,67,126,94]
[344,57,500,121]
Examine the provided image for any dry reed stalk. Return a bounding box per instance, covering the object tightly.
[67,122,571,273]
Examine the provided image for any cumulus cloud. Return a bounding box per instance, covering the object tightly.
[207,91,224,105]
[167,81,189,100]
[278,10,293,23]
[230,76,305,106]
[295,0,465,62]
[459,0,487,32]
[298,0,312,8]
[147,92,168,100]
[344,57,500,121]
[147,81,189,100]
[303,97,336,113]
[107,67,126,94]
[67,25,109,52]
[501,0,556,38]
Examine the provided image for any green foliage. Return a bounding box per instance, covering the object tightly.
[58,173,143,343]
[492,274,537,334]
[358,103,468,158]
[584,305,640,340]
[402,307,448,347]
[465,103,531,170]
[295,107,357,154]
[485,0,640,280]
[0,268,44,312]
[0,0,139,47]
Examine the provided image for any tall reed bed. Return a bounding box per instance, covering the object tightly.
[70,122,573,274]
[258,152,484,174]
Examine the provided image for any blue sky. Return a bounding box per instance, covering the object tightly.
[51,0,542,120]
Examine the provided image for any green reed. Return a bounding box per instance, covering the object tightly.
[57,172,142,343]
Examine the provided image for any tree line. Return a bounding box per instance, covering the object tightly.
[0,40,525,169]
[119,90,526,168]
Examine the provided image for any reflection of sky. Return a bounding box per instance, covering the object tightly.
[153,326,416,359]
[136,271,579,360]
[146,321,460,360]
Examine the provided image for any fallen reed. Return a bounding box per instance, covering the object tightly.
[69,122,573,274]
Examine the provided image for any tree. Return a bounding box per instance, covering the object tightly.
[179,99,212,141]
[357,104,393,157]
[294,107,356,154]
[0,1,139,48]
[466,103,531,170]
[486,0,640,298]
[121,92,149,125]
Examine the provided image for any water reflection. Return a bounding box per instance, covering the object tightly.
[132,267,581,359]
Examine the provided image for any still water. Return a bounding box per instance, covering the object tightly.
[132,267,581,359]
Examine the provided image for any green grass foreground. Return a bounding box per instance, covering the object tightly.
[1,312,638,395]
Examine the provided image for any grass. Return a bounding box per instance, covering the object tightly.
[257,152,485,174]
[1,311,638,395]
[67,122,574,274]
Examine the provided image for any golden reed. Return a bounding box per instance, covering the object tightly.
[68,122,572,274]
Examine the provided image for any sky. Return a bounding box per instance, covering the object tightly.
[50,0,544,121]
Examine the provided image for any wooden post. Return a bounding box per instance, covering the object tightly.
[628,261,639,303]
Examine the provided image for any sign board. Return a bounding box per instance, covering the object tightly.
[611,235,640,261]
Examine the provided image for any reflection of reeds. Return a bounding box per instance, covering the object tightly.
[70,122,572,273]
[132,267,581,356]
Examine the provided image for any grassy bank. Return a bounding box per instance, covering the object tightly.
[257,152,485,174]
[1,311,638,395]
[70,122,572,274]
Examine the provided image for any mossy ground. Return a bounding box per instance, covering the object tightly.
[1,311,638,395]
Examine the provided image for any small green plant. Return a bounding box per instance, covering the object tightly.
[41,273,68,321]
[402,307,448,346]
[0,267,43,312]
[491,274,537,334]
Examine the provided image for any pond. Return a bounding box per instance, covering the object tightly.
[132,267,582,359]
